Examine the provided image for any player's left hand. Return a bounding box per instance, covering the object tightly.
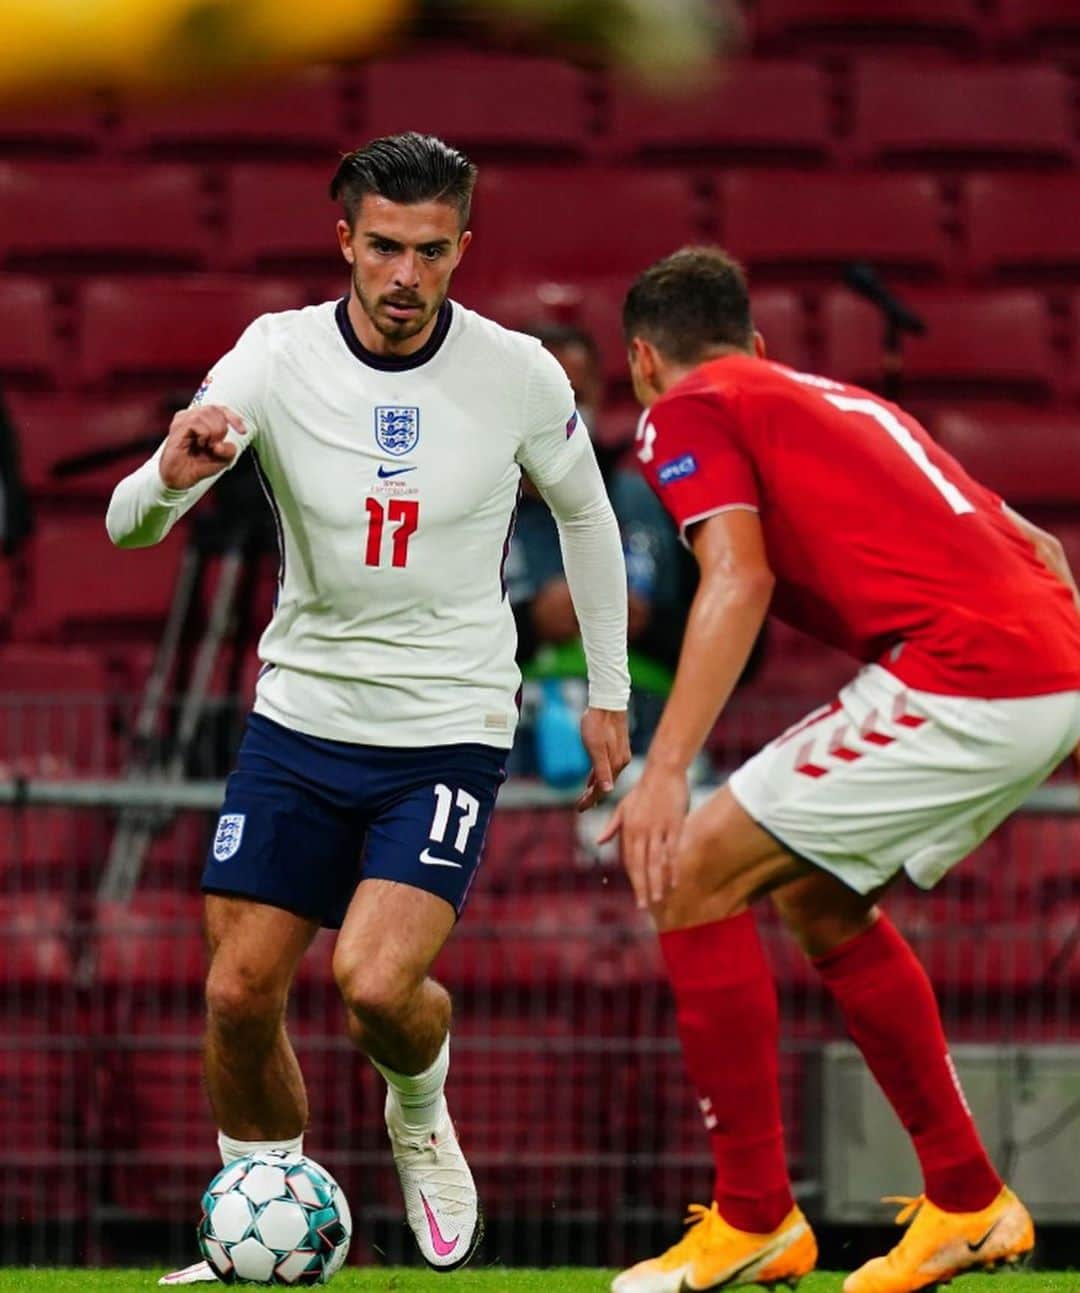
[598,764,689,909]
[577,708,631,811]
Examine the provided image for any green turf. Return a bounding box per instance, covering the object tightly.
[1,1274,1078,1293]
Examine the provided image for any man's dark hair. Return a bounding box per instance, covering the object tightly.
[330,132,478,229]
[622,246,754,365]
[521,321,602,369]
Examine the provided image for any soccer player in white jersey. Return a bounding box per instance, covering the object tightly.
[106,132,631,1284]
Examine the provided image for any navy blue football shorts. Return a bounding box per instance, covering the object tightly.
[201,713,507,928]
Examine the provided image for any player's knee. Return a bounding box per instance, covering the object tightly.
[334,959,414,1026]
[773,890,878,958]
[205,964,287,1038]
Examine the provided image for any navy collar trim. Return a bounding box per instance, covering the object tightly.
[334,297,453,372]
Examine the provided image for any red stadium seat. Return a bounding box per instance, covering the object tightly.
[93,892,206,994]
[751,289,813,372]
[470,168,700,280]
[0,162,209,270]
[78,275,304,388]
[224,164,346,272]
[850,62,1074,167]
[821,289,1058,400]
[931,406,1080,507]
[6,394,161,499]
[0,808,87,892]
[996,0,1080,51]
[720,170,950,282]
[21,517,185,642]
[0,645,111,777]
[608,60,831,164]
[117,67,346,157]
[361,55,590,159]
[0,275,59,386]
[0,96,102,153]
[966,174,1080,282]
[0,894,73,997]
[751,0,983,50]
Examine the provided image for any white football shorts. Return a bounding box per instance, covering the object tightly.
[728,664,1080,894]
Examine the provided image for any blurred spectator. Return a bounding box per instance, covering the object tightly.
[506,323,696,782]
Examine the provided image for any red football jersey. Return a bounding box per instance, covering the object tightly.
[638,356,1080,698]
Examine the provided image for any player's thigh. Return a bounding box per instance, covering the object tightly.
[332,878,457,1013]
[203,714,366,930]
[651,783,812,933]
[204,894,320,1017]
[731,668,1080,897]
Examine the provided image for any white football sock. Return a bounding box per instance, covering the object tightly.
[373,1034,450,1134]
[217,1131,304,1166]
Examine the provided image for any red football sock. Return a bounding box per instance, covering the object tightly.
[813,913,1002,1213]
[660,911,794,1234]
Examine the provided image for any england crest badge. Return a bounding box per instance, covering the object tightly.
[213,813,246,862]
[374,406,420,457]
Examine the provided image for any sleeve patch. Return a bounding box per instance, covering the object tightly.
[657,453,698,485]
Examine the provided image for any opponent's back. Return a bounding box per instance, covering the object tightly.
[638,355,1080,699]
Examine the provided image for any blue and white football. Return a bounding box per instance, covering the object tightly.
[197,1150,351,1285]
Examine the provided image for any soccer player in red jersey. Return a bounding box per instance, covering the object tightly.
[603,248,1080,1293]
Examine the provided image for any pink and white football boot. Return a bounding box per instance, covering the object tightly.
[385,1092,483,1271]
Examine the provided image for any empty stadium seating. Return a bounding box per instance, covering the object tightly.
[468,168,702,280]
[820,288,1059,399]
[117,67,348,158]
[720,170,950,281]
[21,517,185,642]
[996,0,1080,51]
[751,0,984,51]
[850,62,1075,167]
[608,60,832,164]
[0,275,59,386]
[0,163,209,270]
[361,55,590,159]
[931,406,1080,506]
[0,644,112,776]
[6,394,161,500]
[78,276,304,388]
[965,173,1080,281]
[224,165,346,271]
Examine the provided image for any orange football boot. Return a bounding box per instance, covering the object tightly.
[844,1189,1034,1293]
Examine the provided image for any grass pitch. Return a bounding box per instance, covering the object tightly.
[2,1273,1078,1292]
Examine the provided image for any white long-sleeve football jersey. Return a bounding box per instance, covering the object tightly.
[107,297,629,748]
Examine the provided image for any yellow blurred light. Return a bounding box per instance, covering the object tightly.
[0,0,410,98]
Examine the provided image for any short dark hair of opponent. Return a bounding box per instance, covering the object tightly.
[329,132,478,230]
[622,246,754,365]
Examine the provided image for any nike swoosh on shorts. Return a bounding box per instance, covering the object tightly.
[419,848,463,868]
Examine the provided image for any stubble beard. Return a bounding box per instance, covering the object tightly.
[352,268,444,343]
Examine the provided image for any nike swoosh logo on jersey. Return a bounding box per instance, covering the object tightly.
[420,1190,461,1257]
[377,465,416,478]
[419,848,463,868]
[967,1221,1001,1254]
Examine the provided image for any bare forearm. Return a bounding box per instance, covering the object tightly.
[645,570,773,774]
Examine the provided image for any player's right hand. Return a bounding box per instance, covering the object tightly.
[158,404,247,490]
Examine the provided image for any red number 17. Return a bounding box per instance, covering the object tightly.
[365,497,419,568]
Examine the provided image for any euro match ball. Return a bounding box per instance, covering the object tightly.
[197,1150,351,1284]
